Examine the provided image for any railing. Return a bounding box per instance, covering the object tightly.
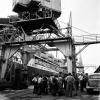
[73,34,100,45]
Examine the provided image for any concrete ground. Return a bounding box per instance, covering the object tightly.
[0,86,99,100]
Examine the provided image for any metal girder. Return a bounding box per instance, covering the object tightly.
[74,41,100,45]
[75,45,89,56]
[0,45,21,79]
[45,47,59,51]
[0,18,71,47]
[3,37,72,46]
[0,26,21,44]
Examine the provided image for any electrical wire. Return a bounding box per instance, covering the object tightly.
[58,20,100,39]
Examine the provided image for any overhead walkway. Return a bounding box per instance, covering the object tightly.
[73,34,100,45]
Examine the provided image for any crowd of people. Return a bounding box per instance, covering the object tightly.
[31,72,88,97]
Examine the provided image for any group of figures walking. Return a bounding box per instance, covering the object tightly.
[32,72,88,97]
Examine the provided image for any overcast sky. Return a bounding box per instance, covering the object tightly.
[0,0,100,68]
[59,0,100,67]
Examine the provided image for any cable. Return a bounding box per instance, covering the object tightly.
[58,20,100,36]
[58,20,100,46]
[72,26,95,35]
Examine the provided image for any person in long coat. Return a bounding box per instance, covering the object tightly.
[65,73,75,97]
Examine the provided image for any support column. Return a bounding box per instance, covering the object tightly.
[0,46,20,79]
[21,51,29,69]
[54,38,74,74]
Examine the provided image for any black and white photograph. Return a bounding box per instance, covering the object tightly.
[0,0,99,100]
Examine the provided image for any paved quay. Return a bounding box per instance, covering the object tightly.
[0,86,99,100]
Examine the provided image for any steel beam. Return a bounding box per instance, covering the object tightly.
[74,41,100,45]
[3,37,72,46]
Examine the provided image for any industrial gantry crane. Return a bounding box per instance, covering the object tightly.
[0,0,76,89]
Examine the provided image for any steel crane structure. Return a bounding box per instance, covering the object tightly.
[0,0,75,89]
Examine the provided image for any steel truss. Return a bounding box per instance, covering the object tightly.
[0,16,71,79]
[0,17,71,48]
[0,3,73,79]
[0,15,73,72]
[11,1,61,21]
